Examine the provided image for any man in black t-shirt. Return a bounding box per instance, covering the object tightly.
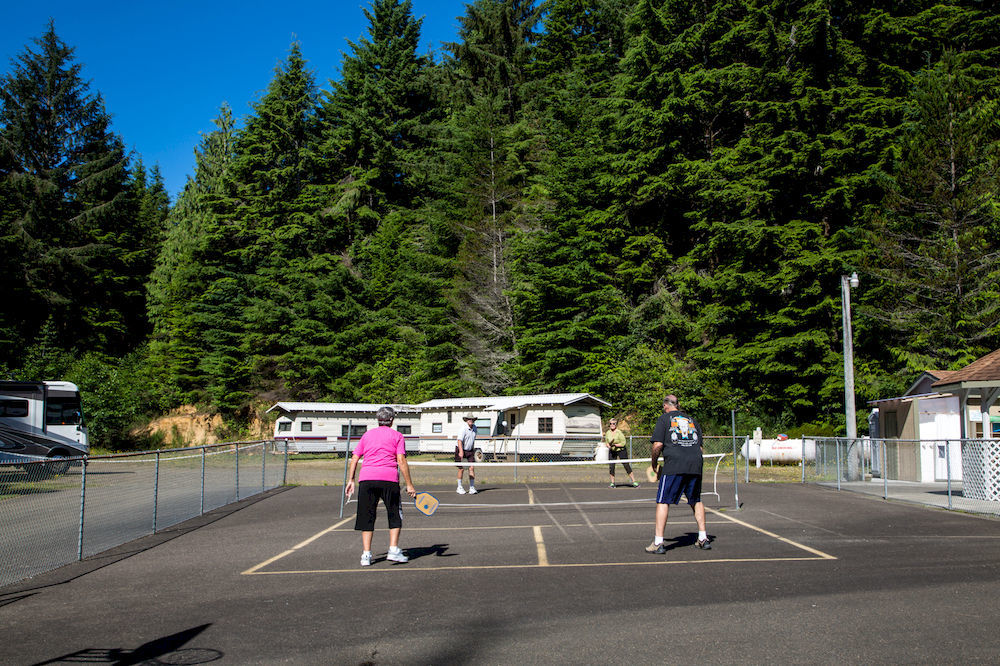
[645,394,712,554]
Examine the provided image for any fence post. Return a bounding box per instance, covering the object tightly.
[77,458,88,561]
[201,446,206,515]
[882,439,888,499]
[801,438,806,484]
[235,442,240,501]
[836,438,842,491]
[282,440,288,486]
[946,440,953,510]
[153,451,160,533]
[261,441,266,492]
[731,411,740,509]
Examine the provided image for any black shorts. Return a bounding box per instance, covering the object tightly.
[455,446,475,466]
[354,480,403,531]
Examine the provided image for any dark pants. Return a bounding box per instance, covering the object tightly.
[608,447,632,475]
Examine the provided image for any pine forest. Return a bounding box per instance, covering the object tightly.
[2,1,999,448]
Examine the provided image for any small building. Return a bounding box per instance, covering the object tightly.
[868,370,962,482]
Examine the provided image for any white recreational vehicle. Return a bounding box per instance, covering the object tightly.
[266,402,421,453]
[0,380,89,471]
[268,393,610,459]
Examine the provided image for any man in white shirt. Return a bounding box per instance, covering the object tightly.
[456,415,478,494]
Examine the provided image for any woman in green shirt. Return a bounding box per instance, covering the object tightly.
[605,418,639,487]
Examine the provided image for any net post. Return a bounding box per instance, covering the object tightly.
[340,421,353,518]
[882,438,888,499]
[731,410,740,509]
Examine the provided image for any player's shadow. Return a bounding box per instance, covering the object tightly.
[661,532,711,552]
[405,543,453,560]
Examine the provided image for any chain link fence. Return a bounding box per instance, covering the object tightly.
[0,440,287,588]
[788,437,1000,518]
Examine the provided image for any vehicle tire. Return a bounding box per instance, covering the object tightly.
[44,453,71,477]
[473,448,484,463]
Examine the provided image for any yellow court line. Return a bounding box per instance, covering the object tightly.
[707,507,837,560]
[242,516,353,575]
[245,556,827,575]
[533,525,549,566]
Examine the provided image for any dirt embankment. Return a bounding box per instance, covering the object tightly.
[137,405,271,447]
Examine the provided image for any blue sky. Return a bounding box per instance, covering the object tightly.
[3,0,470,200]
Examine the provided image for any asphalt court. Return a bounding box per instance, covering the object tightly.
[243,484,836,576]
[8,481,1000,663]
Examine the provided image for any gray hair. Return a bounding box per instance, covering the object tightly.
[376,406,396,425]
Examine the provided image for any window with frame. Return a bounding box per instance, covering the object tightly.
[0,399,29,418]
[432,423,443,433]
[341,425,367,437]
[447,411,452,423]
[538,417,553,434]
[300,421,312,432]
[396,425,411,434]
[277,421,291,432]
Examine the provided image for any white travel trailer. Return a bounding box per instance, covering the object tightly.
[413,393,610,460]
[266,402,421,453]
[0,381,89,469]
[266,393,611,459]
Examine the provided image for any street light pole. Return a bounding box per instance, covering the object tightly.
[841,272,859,440]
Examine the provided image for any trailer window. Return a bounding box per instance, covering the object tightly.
[277,421,291,432]
[300,421,312,432]
[0,399,29,418]
[46,397,82,425]
[432,423,442,433]
[538,417,553,434]
[396,425,411,434]
[341,425,367,437]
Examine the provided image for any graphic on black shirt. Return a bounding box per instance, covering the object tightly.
[669,415,699,446]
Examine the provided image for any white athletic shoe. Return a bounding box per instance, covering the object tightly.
[387,547,408,563]
[468,486,478,494]
[456,486,467,494]
[360,551,372,566]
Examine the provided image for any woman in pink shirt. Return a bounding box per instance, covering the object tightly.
[345,406,417,566]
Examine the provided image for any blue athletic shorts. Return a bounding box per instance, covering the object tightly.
[655,473,702,506]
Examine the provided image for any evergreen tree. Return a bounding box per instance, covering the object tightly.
[869,51,1000,372]
[0,22,135,363]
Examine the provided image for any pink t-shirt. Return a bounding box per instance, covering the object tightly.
[354,426,406,482]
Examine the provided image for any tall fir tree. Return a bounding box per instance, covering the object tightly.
[0,22,137,366]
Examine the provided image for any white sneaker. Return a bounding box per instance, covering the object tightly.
[456,486,467,494]
[387,547,408,563]
[360,551,372,567]
[468,486,478,494]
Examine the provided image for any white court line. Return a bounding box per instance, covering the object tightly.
[707,507,837,560]
[242,502,836,576]
[241,516,353,575]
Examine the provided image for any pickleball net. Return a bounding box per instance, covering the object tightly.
[404,454,736,504]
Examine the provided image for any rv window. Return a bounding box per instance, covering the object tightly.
[0,399,29,418]
[432,423,442,433]
[538,417,553,434]
[300,421,313,432]
[341,425,367,437]
[397,425,411,434]
[475,418,490,436]
[277,421,291,432]
[447,412,452,423]
[46,397,82,425]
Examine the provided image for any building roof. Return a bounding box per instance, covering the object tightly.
[415,393,611,411]
[266,402,420,415]
[932,348,1000,388]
